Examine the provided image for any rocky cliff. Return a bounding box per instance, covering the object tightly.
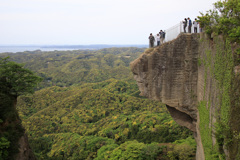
[0,94,36,160]
[131,33,240,159]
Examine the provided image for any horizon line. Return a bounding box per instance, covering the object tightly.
[0,44,148,46]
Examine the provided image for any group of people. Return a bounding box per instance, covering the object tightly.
[148,18,200,48]
[148,30,165,48]
[183,17,199,33]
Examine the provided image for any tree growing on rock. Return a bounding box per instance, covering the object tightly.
[0,57,42,98]
[198,0,240,43]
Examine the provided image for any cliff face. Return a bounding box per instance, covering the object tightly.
[15,134,36,160]
[131,33,199,131]
[131,33,204,159]
[0,94,36,160]
[131,33,240,159]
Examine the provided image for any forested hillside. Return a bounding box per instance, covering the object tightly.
[1,48,143,87]
[1,48,196,159]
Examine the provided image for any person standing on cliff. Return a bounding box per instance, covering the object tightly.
[156,34,160,46]
[193,18,198,33]
[183,18,187,33]
[148,33,155,48]
[159,30,165,44]
[188,17,192,33]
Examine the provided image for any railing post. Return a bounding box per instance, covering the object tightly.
[180,21,182,33]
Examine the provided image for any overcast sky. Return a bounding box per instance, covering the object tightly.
[0,0,217,45]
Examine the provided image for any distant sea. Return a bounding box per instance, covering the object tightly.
[0,45,147,53]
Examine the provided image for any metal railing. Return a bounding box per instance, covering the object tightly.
[165,21,201,42]
[154,21,201,45]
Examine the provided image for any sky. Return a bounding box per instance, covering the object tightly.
[0,0,217,45]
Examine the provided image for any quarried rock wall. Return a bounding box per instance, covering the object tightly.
[131,33,199,131]
[130,33,205,159]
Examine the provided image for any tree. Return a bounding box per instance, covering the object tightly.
[0,57,42,97]
[198,0,240,43]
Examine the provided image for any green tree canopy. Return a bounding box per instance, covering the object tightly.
[0,57,42,97]
[198,0,240,43]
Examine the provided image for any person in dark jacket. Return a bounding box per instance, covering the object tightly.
[183,18,187,33]
[148,33,155,48]
[188,17,192,33]
[159,30,165,44]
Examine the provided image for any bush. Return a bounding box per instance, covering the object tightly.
[0,137,10,160]
[168,137,196,160]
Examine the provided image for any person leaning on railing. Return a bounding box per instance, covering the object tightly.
[183,18,187,33]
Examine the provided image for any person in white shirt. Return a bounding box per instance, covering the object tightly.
[193,18,198,33]
[156,34,160,46]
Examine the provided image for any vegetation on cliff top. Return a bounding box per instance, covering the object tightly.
[0,57,42,97]
[199,0,240,44]
[198,0,240,159]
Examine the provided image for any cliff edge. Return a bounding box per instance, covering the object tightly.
[131,33,204,159]
[131,33,240,159]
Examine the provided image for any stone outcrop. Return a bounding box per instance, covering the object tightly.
[0,94,36,160]
[131,33,199,131]
[130,33,205,159]
[15,134,36,160]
